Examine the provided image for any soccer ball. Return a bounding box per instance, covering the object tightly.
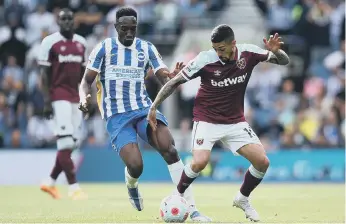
[160,195,189,223]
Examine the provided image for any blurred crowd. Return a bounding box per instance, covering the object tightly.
[0,0,227,148]
[177,0,345,151]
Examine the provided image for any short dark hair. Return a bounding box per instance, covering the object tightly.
[211,24,235,43]
[116,7,137,21]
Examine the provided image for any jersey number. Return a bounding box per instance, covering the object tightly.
[243,127,254,138]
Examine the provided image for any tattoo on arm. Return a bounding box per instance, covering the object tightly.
[151,73,187,108]
[268,49,290,65]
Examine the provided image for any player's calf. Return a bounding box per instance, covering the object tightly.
[148,123,211,220]
[237,144,269,197]
[43,155,62,188]
[125,167,143,211]
[123,157,143,210]
[120,147,143,179]
[125,165,144,211]
[58,149,76,184]
[233,144,269,222]
[119,143,144,211]
[56,136,83,196]
[177,150,211,194]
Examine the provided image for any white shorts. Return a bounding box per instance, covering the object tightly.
[191,121,262,154]
[52,100,83,140]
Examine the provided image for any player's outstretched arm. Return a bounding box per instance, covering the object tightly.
[147,73,187,131]
[152,73,187,109]
[263,33,290,65]
[267,49,289,65]
[148,42,184,84]
[155,68,171,85]
[155,62,185,85]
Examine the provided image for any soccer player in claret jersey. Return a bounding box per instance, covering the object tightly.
[78,7,210,222]
[148,25,290,222]
[38,8,87,200]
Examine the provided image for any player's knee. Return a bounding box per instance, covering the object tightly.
[191,151,210,172]
[57,136,75,150]
[127,159,143,178]
[262,156,270,170]
[161,146,179,164]
[254,155,270,172]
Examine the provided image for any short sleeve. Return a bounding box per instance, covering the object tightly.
[244,44,270,63]
[181,52,207,80]
[38,37,53,66]
[74,34,88,67]
[148,43,168,73]
[86,41,105,73]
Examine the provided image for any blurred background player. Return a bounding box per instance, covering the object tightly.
[38,8,87,200]
[78,7,210,222]
[148,25,289,222]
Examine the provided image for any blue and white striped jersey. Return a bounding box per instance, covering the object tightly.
[87,37,167,119]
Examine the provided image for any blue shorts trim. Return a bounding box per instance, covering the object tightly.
[106,107,168,153]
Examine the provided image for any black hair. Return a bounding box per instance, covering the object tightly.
[116,7,137,21]
[211,24,235,43]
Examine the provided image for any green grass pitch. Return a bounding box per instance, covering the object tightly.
[0,183,344,223]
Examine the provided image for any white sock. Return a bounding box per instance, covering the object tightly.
[184,163,200,178]
[168,160,197,212]
[69,183,80,192]
[46,177,56,187]
[249,165,265,179]
[125,167,138,188]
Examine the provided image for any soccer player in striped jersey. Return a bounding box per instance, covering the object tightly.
[78,7,210,222]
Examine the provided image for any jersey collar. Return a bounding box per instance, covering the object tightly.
[58,32,75,41]
[218,47,239,65]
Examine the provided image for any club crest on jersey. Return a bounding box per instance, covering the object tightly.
[137,51,146,62]
[236,58,246,69]
[214,70,221,76]
[196,138,204,145]
[60,46,66,51]
[76,43,84,52]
